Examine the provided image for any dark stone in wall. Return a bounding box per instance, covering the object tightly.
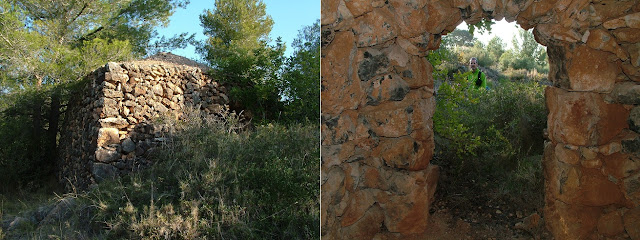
[623,137,640,157]
[547,44,569,89]
[358,51,389,82]
[58,60,232,191]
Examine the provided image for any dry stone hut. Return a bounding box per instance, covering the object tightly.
[58,53,230,190]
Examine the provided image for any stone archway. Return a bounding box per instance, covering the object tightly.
[321,0,640,239]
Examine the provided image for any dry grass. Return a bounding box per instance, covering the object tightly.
[86,106,319,239]
[1,106,318,239]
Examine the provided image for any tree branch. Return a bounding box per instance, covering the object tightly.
[78,26,103,42]
[0,32,14,48]
[69,3,88,24]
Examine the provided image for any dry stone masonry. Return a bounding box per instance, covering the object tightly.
[58,54,229,190]
[322,0,640,239]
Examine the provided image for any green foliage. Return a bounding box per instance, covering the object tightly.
[199,0,287,123]
[433,71,482,161]
[433,25,548,203]
[0,87,52,192]
[199,2,320,124]
[427,37,459,81]
[214,40,286,122]
[458,40,494,67]
[149,32,197,55]
[1,0,188,87]
[500,29,548,73]
[0,0,188,193]
[281,19,320,123]
[88,108,319,239]
[444,29,476,48]
[486,36,505,66]
[0,79,86,192]
[467,18,494,36]
[498,49,516,70]
[434,73,547,200]
[199,0,274,63]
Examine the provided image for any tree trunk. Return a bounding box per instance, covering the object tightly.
[45,89,61,172]
[32,76,44,155]
[32,95,43,149]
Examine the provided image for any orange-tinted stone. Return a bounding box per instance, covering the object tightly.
[568,45,620,92]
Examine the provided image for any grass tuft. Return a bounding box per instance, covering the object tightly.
[85,106,319,239]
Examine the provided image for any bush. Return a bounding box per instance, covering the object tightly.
[0,88,53,192]
[213,43,286,123]
[457,43,494,67]
[434,74,547,202]
[500,68,548,84]
[502,68,528,82]
[87,107,319,239]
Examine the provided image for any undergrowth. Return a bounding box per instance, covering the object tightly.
[0,106,318,239]
[85,107,319,239]
[433,72,547,208]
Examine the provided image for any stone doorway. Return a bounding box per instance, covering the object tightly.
[429,20,551,239]
[321,0,640,239]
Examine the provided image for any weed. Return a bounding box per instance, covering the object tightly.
[434,74,546,206]
[86,107,319,239]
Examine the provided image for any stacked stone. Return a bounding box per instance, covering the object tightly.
[58,61,229,191]
[322,0,640,239]
[518,1,640,239]
[322,1,441,239]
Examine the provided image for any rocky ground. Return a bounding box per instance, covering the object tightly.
[423,192,551,240]
[0,194,96,239]
[418,169,552,240]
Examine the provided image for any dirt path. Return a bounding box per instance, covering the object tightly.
[420,200,552,240]
[409,158,553,240]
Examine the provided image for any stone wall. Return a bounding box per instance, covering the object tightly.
[321,0,640,239]
[321,1,441,238]
[58,59,229,190]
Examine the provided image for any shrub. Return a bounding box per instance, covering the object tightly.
[0,88,53,192]
[434,74,547,201]
[88,107,319,239]
[0,79,84,193]
[500,68,548,84]
[502,68,528,82]
[458,44,494,67]
[433,71,482,163]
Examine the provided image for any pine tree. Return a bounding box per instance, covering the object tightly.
[198,0,285,122]
[281,19,320,122]
[199,0,274,64]
[0,0,187,190]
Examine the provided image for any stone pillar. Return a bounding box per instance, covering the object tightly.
[523,1,640,238]
[321,0,445,238]
[542,41,640,239]
[322,0,640,238]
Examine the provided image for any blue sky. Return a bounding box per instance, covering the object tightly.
[155,0,320,61]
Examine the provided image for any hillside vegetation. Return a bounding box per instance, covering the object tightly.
[1,108,319,239]
[1,0,319,239]
[429,25,551,237]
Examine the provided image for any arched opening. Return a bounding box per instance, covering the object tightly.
[429,19,550,238]
[321,1,640,239]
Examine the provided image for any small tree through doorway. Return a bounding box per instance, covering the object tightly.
[429,19,550,238]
